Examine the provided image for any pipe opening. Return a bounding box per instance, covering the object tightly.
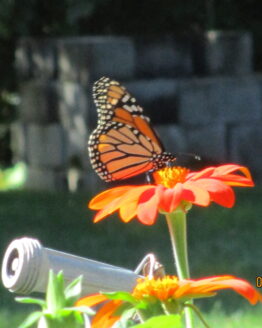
[5,248,19,277]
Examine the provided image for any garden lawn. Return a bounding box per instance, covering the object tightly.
[0,187,261,326]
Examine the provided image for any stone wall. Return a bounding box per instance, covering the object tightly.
[12,32,262,191]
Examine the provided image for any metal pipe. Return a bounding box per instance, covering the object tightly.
[1,237,140,295]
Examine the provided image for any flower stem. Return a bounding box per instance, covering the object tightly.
[185,304,211,328]
[165,211,190,279]
[165,210,194,328]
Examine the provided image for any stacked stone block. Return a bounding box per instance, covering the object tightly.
[13,36,137,191]
[12,32,262,190]
[175,76,262,167]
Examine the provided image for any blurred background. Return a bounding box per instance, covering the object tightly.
[1,0,262,191]
[0,1,262,327]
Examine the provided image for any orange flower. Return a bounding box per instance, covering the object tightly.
[76,294,121,328]
[132,275,262,305]
[89,164,254,225]
[76,275,262,328]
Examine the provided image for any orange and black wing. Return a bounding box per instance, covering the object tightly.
[88,77,174,182]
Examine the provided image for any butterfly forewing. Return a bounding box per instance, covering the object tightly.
[88,77,176,182]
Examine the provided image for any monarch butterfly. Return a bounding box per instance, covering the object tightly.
[88,77,176,182]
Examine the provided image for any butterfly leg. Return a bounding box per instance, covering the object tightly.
[145,172,153,184]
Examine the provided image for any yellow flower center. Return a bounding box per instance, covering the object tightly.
[132,276,179,301]
[153,167,189,188]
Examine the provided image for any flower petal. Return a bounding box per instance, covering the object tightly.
[212,165,254,187]
[93,196,126,222]
[193,179,235,207]
[119,197,138,222]
[183,182,210,206]
[137,187,161,225]
[159,184,184,212]
[217,174,254,187]
[187,164,254,188]
[76,293,108,307]
[212,164,252,179]
[186,167,216,180]
[89,186,135,210]
[119,186,154,222]
[92,300,122,328]
[182,276,262,305]
[76,294,122,328]
[216,278,262,305]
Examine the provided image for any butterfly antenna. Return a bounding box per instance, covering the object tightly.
[175,152,201,161]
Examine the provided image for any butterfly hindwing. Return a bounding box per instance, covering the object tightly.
[89,121,160,181]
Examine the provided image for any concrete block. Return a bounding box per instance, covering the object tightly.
[64,127,91,171]
[178,77,262,125]
[25,165,104,192]
[27,124,65,168]
[185,124,227,163]
[15,39,32,79]
[58,82,92,168]
[155,124,187,155]
[81,171,105,194]
[124,79,178,124]
[193,31,253,75]
[58,82,90,129]
[19,80,59,123]
[135,36,193,78]
[25,166,101,192]
[58,37,135,84]
[25,166,67,190]
[230,124,262,183]
[10,122,28,162]
[65,128,87,158]
[16,38,57,80]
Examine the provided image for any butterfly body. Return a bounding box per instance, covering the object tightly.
[88,77,176,182]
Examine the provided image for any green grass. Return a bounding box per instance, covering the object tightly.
[1,305,261,328]
[0,308,36,328]
[203,304,262,328]
[0,187,261,327]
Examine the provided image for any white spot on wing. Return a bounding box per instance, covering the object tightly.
[123,105,133,112]
[122,94,130,103]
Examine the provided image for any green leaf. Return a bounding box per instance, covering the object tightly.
[114,302,133,316]
[55,308,75,317]
[46,270,66,313]
[15,297,46,307]
[73,311,85,325]
[113,308,137,328]
[131,314,182,328]
[15,271,94,327]
[17,311,42,328]
[134,299,152,311]
[179,294,215,302]
[67,306,95,316]
[103,291,137,304]
[64,275,83,305]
